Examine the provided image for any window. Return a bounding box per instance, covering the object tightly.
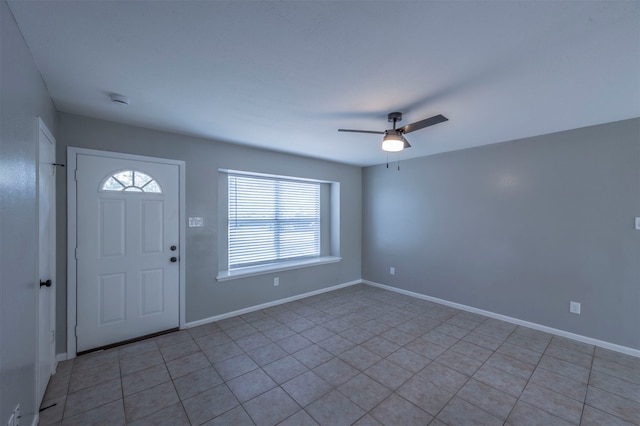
[100,170,162,193]
[218,169,341,281]
[227,174,320,270]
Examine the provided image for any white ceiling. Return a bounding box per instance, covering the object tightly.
[8,0,640,166]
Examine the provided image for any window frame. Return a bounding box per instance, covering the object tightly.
[217,169,341,281]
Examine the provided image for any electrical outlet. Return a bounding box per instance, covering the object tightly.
[635,217,640,230]
[570,301,581,314]
[273,277,279,286]
[390,267,395,275]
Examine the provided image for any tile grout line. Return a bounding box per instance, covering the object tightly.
[577,343,597,426]
[500,327,552,425]
[433,320,517,424]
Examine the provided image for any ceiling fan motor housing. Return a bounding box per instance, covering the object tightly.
[387,112,403,123]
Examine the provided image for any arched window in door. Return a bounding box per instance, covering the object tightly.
[100,170,162,193]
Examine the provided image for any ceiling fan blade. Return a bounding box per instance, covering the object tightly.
[338,129,385,135]
[403,137,411,149]
[399,114,448,134]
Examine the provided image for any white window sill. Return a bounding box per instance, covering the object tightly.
[216,256,342,282]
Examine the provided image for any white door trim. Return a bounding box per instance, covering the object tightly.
[36,117,56,408]
[66,147,186,358]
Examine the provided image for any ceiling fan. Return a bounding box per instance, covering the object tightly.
[338,112,448,152]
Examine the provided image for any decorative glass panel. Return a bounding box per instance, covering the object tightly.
[134,172,152,187]
[102,177,124,191]
[113,171,133,186]
[142,180,161,193]
[100,170,162,193]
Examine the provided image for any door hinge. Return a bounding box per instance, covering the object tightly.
[75,247,78,259]
[75,168,79,181]
[74,326,78,337]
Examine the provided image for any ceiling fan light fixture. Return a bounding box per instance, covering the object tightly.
[382,130,406,152]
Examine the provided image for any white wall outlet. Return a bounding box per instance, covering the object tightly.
[273,277,279,286]
[569,301,581,314]
[188,217,204,227]
[635,217,640,230]
[390,267,395,275]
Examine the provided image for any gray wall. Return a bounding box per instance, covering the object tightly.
[0,1,58,424]
[56,113,362,352]
[363,118,640,350]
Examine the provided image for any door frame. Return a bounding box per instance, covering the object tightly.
[66,147,186,358]
[36,117,56,405]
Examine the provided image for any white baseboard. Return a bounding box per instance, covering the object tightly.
[363,280,640,358]
[176,276,640,358]
[184,280,362,329]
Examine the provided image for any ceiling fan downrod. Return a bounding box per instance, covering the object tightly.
[387,112,402,131]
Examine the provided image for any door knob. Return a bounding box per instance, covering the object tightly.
[170,257,178,263]
[40,279,52,288]
[170,245,177,251]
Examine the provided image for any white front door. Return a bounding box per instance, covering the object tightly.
[76,153,180,352]
[37,119,56,404]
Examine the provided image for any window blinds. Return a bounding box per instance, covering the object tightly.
[228,174,320,269]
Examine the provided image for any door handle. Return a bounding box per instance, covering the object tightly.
[170,257,178,263]
[170,245,177,251]
[40,279,52,288]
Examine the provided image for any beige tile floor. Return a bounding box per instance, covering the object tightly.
[40,284,640,425]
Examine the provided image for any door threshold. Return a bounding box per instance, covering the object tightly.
[77,327,179,356]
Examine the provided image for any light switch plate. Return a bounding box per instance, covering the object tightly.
[635,217,640,230]
[188,217,204,227]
